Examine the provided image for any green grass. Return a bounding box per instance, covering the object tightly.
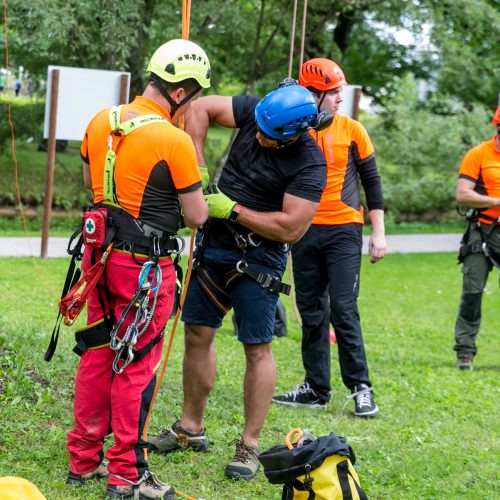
[0,253,498,499]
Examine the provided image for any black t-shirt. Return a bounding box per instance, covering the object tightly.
[218,96,326,212]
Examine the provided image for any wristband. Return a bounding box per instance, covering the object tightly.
[229,203,242,223]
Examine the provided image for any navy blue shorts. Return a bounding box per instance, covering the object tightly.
[181,234,287,344]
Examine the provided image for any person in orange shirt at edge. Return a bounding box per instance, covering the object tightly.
[65,39,210,500]
[454,101,500,371]
[273,59,386,417]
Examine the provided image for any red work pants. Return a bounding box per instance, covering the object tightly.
[67,249,175,485]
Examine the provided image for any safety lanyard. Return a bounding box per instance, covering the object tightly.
[103,105,167,205]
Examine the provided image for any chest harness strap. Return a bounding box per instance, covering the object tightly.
[104,106,167,206]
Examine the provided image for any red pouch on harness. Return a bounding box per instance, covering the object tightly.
[83,208,108,248]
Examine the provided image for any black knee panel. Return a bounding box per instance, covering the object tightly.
[459,292,482,323]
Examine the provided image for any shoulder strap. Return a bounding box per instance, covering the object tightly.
[103,106,168,205]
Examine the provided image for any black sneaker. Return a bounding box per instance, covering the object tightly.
[225,438,260,481]
[272,382,327,408]
[66,460,109,486]
[457,355,473,371]
[344,384,379,417]
[146,420,208,453]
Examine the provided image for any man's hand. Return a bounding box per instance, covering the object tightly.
[204,184,237,219]
[368,232,387,264]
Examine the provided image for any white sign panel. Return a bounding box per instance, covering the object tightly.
[43,66,130,141]
[338,84,361,118]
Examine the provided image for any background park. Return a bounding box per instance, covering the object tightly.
[0,0,498,499]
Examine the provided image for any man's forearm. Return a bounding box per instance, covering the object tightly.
[369,209,385,235]
[456,191,500,209]
[236,207,310,244]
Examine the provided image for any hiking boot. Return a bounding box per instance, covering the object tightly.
[272,381,327,408]
[146,420,208,453]
[457,355,473,371]
[344,384,379,417]
[105,473,175,499]
[66,460,109,486]
[225,438,260,481]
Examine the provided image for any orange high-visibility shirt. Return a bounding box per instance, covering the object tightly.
[81,96,201,233]
[458,136,500,224]
[310,114,375,225]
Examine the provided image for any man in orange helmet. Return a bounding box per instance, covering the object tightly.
[273,58,386,417]
[453,99,500,371]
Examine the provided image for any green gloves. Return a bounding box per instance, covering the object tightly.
[199,164,218,190]
[199,165,210,191]
[204,184,237,219]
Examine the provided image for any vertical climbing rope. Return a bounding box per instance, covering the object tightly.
[142,5,198,499]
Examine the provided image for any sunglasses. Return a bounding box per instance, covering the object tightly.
[255,123,276,141]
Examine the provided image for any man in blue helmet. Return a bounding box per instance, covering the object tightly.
[147,84,327,480]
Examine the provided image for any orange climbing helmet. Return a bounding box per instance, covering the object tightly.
[492,107,500,125]
[299,58,347,92]
[493,93,500,125]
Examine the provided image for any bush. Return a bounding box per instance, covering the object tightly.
[0,99,45,151]
[364,74,493,222]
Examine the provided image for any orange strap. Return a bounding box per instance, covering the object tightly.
[59,243,114,326]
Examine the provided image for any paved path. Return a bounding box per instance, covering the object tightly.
[0,233,462,258]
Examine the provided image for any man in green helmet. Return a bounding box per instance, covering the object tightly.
[65,39,210,500]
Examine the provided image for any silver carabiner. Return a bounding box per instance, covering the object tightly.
[112,346,135,374]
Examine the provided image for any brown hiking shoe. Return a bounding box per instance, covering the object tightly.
[105,473,175,499]
[146,420,208,453]
[457,355,473,371]
[224,438,260,480]
[66,460,109,486]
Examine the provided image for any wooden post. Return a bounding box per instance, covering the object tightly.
[119,74,129,104]
[40,69,60,258]
[352,87,362,121]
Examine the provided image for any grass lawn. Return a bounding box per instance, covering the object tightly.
[0,253,498,499]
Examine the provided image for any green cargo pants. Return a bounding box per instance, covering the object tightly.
[454,224,500,358]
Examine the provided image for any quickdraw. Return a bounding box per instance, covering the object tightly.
[110,259,162,374]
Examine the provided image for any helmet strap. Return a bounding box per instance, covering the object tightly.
[317,91,327,110]
[158,84,201,118]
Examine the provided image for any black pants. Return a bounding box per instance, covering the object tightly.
[291,224,371,400]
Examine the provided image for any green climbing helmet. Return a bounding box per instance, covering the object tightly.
[147,39,211,89]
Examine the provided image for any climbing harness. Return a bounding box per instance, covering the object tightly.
[46,106,179,363]
[192,218,291,316]
[457,206,500,270]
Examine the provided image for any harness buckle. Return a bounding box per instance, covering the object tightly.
[247,232,262,247]
[151,232,161,258]
[482,241,490,257]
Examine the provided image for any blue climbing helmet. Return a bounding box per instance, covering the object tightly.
[255,85,318,140]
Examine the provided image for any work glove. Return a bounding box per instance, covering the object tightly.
[204,184,237,219]
[199,165,210,191]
